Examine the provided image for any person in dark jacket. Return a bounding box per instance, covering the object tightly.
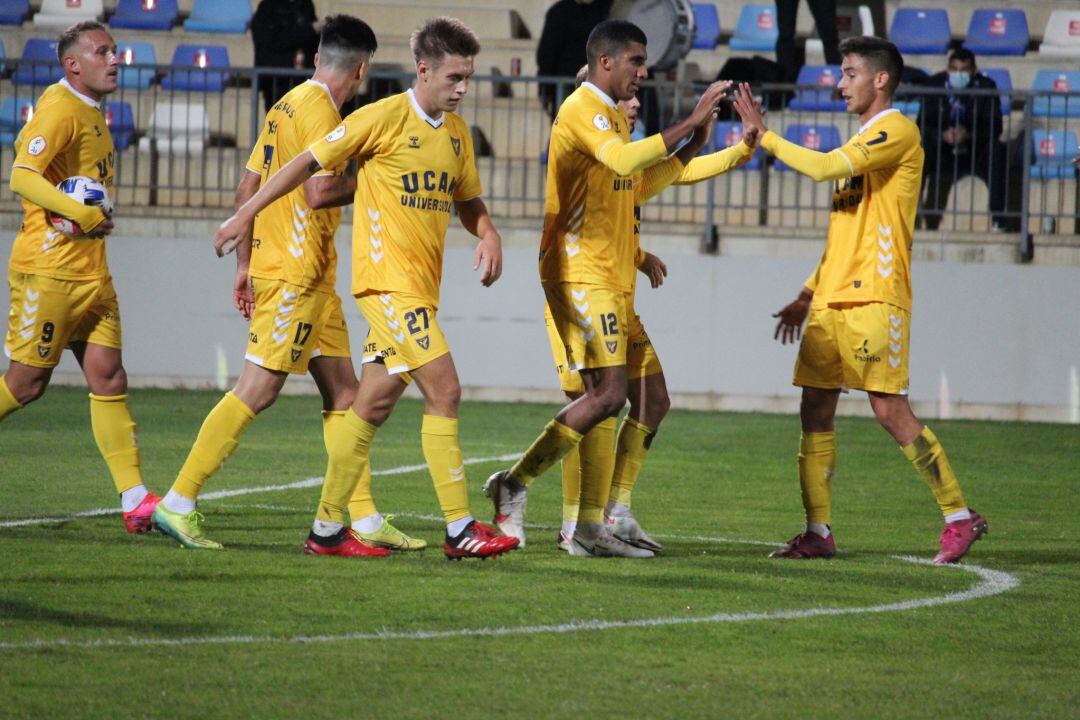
[536,0,613,119]
[251,0,323,113]
[918,48,1008,231]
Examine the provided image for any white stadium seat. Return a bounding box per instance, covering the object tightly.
[137,102,209,155]
[33,0,103,28]
[1038,10,1080,58]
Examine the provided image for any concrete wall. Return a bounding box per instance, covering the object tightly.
[3,224,1079,422]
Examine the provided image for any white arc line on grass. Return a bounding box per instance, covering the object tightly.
[0,453,521,529]
[0,553,1019,652]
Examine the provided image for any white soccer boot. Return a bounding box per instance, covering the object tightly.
[570,524,654,558]
[607,512,663,552]
[482,469,527,547]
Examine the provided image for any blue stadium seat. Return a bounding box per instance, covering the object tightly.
[109,0,177,30]
[888,8,950,55]
[964,9,1028,56]
[105,101,135,150]
[776,124,841,171]
[0,0,29,25]
[0,96,36,145]
[729,4,778,52]
[691,3,721,50]
[980,67,1012,114]
[787,65,844,112]
[183,0,250,33]
[14,38,62,86]
[1031,70,1080,118]
[714,122,761,169]
[161,45,230,92]
[117,41,156,88]
[1030,130,1078,179]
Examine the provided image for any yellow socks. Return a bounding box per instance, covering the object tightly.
[422,415,470,524]
[88,393,144,494]
[577,417,617,525]
[799,431,836,527]
[902,426,967,517]
[510,420,583,486]
[320,409,377,524]
[609,416,654,509]
[0,375,22,422]
[172,391,255,500]
[561,446,581,527]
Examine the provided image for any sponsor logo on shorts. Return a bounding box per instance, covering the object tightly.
[854,339,880,363]
[37,344,50,358]
[250,332,259,344]
[417,335,430,350]
[364,341,377,353]
[605,340,618,354]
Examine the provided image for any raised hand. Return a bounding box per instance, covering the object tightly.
[732,82,767,136]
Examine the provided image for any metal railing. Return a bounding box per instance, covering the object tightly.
[1,61,1078,257]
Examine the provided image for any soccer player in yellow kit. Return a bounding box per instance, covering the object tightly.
[485,20,731,554]
[151,17,404,555]
[213,17,518,560]
[732,36,988,564]
[2,22,159,533]
[549,67,760,555]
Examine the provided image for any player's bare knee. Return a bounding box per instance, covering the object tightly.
[14,376,48,405]
[93,367,128,397]
[596,384,628,417]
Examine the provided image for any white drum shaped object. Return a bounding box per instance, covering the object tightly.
[625,0,695,71]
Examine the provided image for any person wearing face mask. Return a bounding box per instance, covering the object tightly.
[917,48,1008,231]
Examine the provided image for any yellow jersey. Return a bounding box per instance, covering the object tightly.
[245,80,344,293]
[764,108,923,311]
[9,80,115,281]
[539,83,668,293]
[307,90,481,307]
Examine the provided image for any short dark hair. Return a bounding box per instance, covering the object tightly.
[839,36,904,96]
[948,47,977,67]
[586,20,648,71]
[56,20,109,63]
[317,15,377,70]
[410,17,480,65]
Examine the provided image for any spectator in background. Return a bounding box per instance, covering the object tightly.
[918,48,1008,231]
[251,0,323,113]
[536,0,613,119]
[776,0,841,83]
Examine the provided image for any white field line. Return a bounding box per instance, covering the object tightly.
[0,553,1019,652]
[0,453,521,529]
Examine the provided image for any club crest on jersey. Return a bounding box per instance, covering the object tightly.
[593,113,611,131]
[290,349,302,362]
[37,345,50,358]
[605,340,618,354]
[409,136,421,149]
[416,335,430,350]
[450,136,461,156]
[28,136,46,156]
[325,125,345,143]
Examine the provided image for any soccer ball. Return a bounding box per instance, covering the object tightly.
[47,176,114,237]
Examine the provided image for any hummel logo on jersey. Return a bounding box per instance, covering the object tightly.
[408,136,420,148]
[866,131,888,146]
[450,136,461,156]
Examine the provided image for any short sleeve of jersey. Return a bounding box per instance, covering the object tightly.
[308,104,386,175]
[565,100,625,163]
[453,119,482,201]
[297,101,344,177]
[837,115,918,176]
[13,110,75,175]
[244,139,262,175]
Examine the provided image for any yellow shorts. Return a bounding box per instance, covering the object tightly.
[244,278,350,375]
[544,294,661,394]
[357,291,448,374]
[544,283,633,374]
[4,271,121,368]
[793,302,911,395]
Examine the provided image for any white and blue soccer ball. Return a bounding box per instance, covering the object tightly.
[47,176,113,237]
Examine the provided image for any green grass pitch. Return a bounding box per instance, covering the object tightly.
[0,387,1077,718]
